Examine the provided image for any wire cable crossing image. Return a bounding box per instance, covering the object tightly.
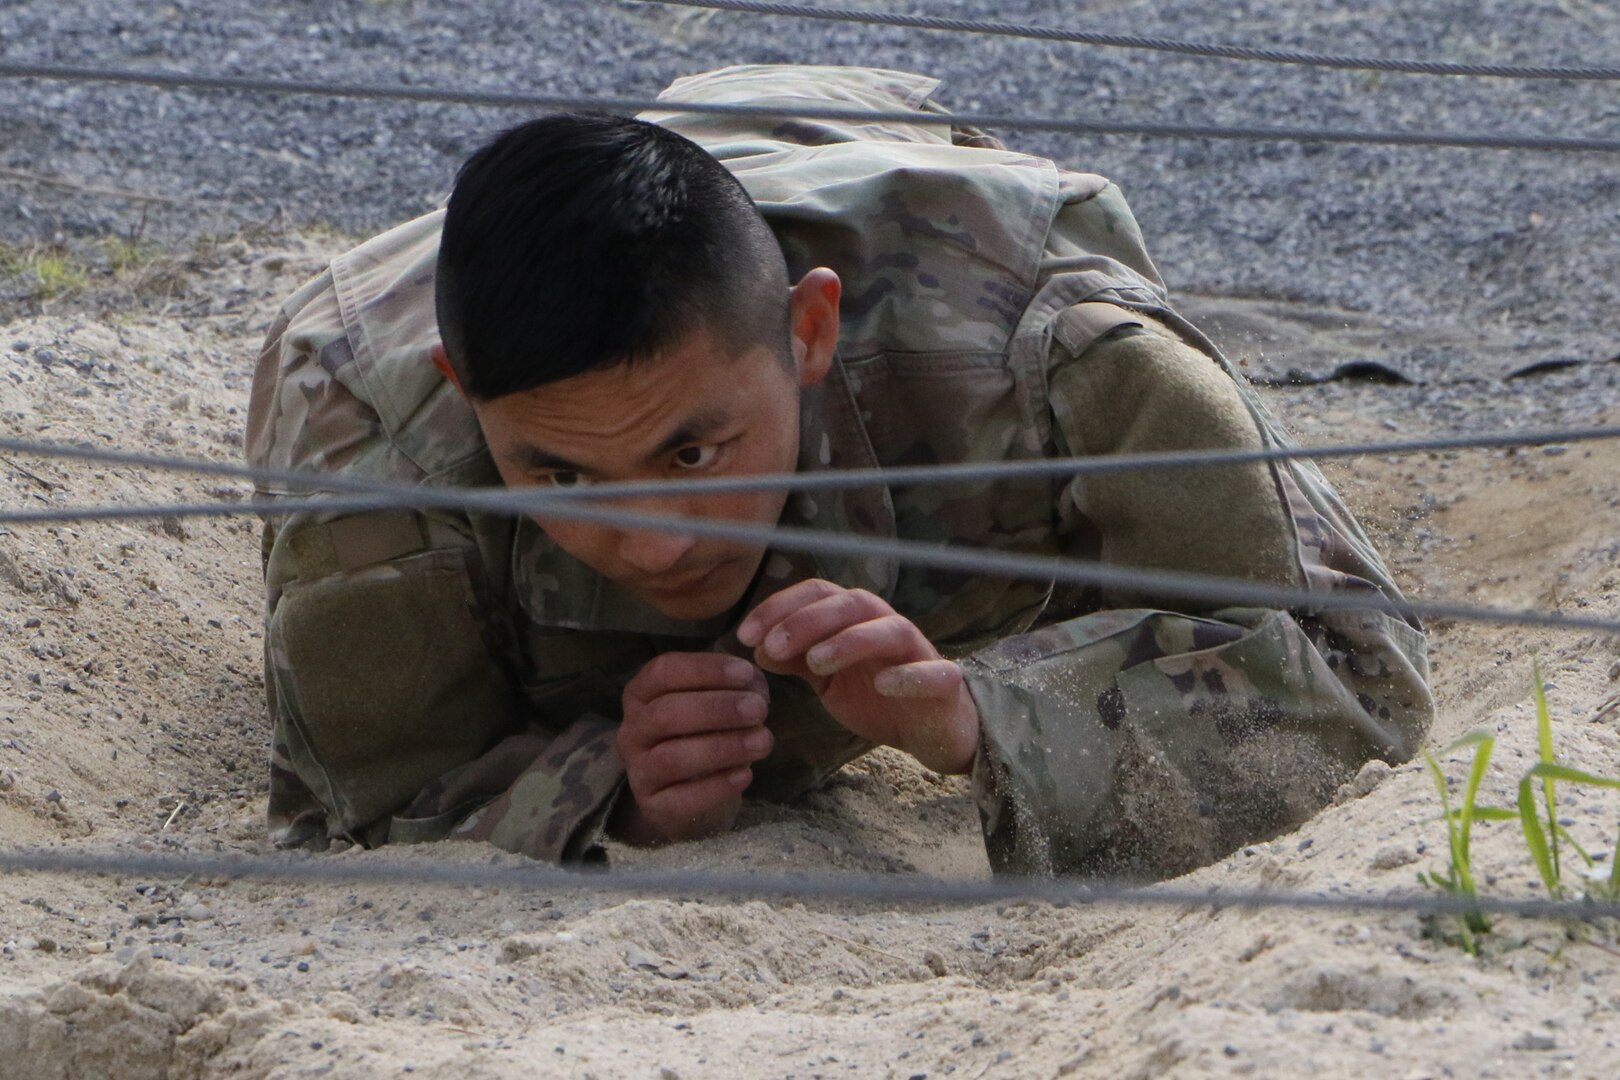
[644,0,1620,81]
[1,61,1618,154]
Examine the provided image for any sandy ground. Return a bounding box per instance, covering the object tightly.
[1,235,1619,1079]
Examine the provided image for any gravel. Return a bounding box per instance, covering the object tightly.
[0,0,1617,380]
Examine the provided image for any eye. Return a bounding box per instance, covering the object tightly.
[545,471,591,488]
[673,444,719,470]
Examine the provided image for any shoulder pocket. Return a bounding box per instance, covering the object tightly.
[269,547,516,833]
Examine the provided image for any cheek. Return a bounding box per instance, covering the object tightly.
[532,517,611,568]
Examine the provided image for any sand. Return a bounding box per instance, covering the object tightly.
[1,233,1618,1079]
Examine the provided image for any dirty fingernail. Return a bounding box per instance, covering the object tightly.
[737,695,767,721]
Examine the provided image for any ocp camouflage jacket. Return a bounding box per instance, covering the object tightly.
[246,65,1431,877]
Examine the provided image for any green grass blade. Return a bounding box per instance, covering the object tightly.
[1517,772,1560,897]
[1552,825,1594,867]
[1423,744,1488,934]
[1532,659,1560,879]
[1522,762,1620,789]
[1453,807,1518,822]
[1458,731,1495,863]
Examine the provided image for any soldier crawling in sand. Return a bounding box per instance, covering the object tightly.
[245,65,1433,877]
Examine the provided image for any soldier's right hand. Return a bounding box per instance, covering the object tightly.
[610,652,773,846]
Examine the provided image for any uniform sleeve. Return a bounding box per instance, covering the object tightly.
[251,296,626,863]
[960,319,1433,878]
[261,509,627,863]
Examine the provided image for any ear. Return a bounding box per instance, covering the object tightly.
[787,267,840,389]
[430,343,464,394]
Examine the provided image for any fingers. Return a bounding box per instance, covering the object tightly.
[617,689,769,753]
[624,651,761,707]
[625,725,774,796]
[635,768,752,841]
[873,659,965,700]
[803,614,937,677]
[745,585,900,672]
[736,578,847,648]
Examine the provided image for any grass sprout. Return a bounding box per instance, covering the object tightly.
[1420,729,1504,953]
[1422,660,1620,952]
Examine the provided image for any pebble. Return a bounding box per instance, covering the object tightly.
[1512,1033,1557,1051]
[185,904,213,921]
[1370,845,1418,871]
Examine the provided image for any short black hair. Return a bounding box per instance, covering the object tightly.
[435,113,790,400]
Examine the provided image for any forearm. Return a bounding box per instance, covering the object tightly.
[963,604,1431,878]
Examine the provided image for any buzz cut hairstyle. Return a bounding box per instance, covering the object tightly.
[435,112,792,401]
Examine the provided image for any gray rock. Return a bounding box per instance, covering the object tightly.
[1370,845,1419,871]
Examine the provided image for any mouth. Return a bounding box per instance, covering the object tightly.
[639,561,727,597]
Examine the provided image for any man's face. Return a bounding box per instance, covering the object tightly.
[472,329,810,621]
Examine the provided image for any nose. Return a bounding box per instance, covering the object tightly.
[615,515,697,576]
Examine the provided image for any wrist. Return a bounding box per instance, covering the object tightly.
[607,791,665,847]
[901,688,981,775]
[606,785,744,846]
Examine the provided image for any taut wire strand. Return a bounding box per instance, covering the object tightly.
[7,427,1620,633]
[641,0,1620,82]
[7,491,1620,638]
[4,424,1619,504]
[1,847,1617,922]
[0,61,1618,153]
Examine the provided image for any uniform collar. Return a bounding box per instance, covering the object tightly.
[712,353,897,652]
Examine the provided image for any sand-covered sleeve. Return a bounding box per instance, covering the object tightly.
[960,320,1433,878]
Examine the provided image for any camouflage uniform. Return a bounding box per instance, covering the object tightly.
[246,66,1431,877]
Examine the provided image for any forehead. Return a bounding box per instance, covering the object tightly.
[473,334,790,457]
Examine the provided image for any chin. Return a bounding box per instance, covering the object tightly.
[642,588,739,622]
[637,561,756,622]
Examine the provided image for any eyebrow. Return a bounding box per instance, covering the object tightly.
[510,408,735,475]
[647,408,733,460]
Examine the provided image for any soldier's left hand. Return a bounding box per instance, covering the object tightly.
[737,579,980,774]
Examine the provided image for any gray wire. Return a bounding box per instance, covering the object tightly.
[4,423,1618,506]
[0,61,1617,153]
[642,0,1620,82]
[7,426,1620,633]
[8,486,1620,636]
[1,847,1614,922]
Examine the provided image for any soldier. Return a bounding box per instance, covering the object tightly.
[247,65,1432,877]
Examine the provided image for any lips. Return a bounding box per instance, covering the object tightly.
[641,562,723,595]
